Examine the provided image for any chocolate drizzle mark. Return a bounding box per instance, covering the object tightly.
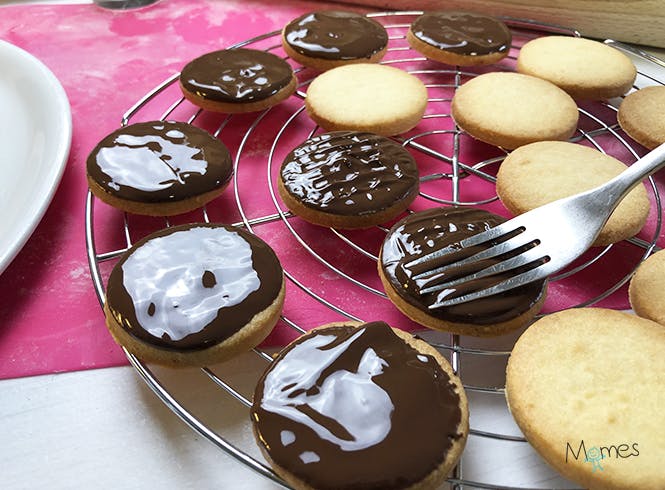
[252,321,463,489]
[180,48,294,103]
[380,207,545,324]
[106,223,283,351]
[411,11,511,56]
[86,121,232,203]
[280,131,419,216]
[284,11,388,61]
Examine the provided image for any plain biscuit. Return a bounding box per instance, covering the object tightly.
[618,86,665,149]
[496,141,650,246]
[451,72,579,149]
[305,63,428,136]
[506,308,665,490]
[629,249,665,326]
[517,36,636,100]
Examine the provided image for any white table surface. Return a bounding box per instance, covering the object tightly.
[1,352,583,490]
[1,365,279,489]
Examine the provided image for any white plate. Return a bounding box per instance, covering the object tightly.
[0,40,72,275]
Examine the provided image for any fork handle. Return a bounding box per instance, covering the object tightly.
[597,142,665,211]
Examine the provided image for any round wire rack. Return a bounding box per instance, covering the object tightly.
[85,11,665,490]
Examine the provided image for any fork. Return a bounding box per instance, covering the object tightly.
[405,142,665,309]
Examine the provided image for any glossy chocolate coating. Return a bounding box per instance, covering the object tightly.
[86,121,232,203]
[180,48,294,103]
[280,131,419,216]
[252,321,463,490]
[411,11,511,56]
[283,11,388,61]
[106,223,283,351]
[381,207,545,324]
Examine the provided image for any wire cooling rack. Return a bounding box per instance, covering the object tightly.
[85,11,665,490]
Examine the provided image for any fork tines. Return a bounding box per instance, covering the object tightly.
[405,223,550,309]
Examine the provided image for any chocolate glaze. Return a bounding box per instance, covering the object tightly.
[411,11,511,56]
[180,48,294,103]
[252,321,463,490]
[106,223,283,351]
[280,131,419,216]
[86,121,232,203]
[284,11,388,61]
[381,207,545,324]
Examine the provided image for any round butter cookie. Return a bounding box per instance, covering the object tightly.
[629,249,665,326]
[407,11,512,66]
[517,36,636,100]
[506,308,665,490]
[451,72,579,149]
[618,86,665,149]
[278,131,419,229]
[282,11,388,71]
[305,63,428,136]
[496,141,650,246]
[251,320,469,490]
[179,48,296,113]
[378,207,547,336]
[86,121,233,216]
[104,223,285,367]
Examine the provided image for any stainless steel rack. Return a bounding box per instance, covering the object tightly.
[85,11,664,489]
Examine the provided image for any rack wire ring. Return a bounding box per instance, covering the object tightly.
[86,11,664,489]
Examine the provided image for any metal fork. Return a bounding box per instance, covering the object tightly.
[406,142,665,309]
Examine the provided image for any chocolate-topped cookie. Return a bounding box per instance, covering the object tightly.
[408,11,512,66]
[378,207,547,336]
[104,223,285,367]
[251,321,469,490]
[179,48,297,113]
[86,121,233,216]
[278,131,419,229]
[282,10,388,71]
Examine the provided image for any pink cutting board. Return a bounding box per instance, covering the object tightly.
[0,0,663,380]
[0,0,363,379]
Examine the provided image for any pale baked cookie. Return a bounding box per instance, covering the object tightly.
[629,249,665,326]
[179,48,297,113]
[407,11,512,66]
[618,86,665,149]
[496,141,650,246]
[451,72,579,149]
[104,223,285,367]
[278,131,419,229]
[305,63,428,136]
[282,11,388,71]
[506,308,665,490]
[251,320,469,490]
[86,121,233,216]
[517,36,637,100]
[378,207,547,336]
